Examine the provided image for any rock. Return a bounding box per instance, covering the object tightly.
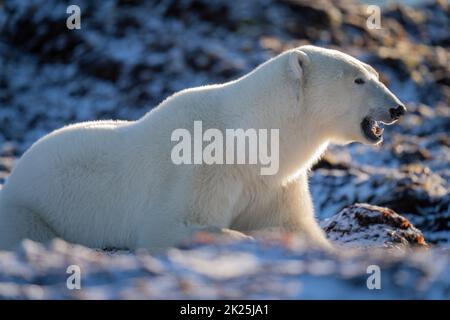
[384,4,426,37]
[391,143,432,163]
[282,0,343,34]
[322,204,427,248]
[311,163,449,245]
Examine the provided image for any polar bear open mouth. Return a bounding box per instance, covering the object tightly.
[361,117,385,142]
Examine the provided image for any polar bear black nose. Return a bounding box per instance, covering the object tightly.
[389,105,406,120]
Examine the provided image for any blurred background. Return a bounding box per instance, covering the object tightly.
[0,0,449,245]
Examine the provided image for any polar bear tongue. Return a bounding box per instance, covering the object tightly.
[373,121,384,136]
[362,117,384,142]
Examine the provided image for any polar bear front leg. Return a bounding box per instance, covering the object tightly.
[136,222,251,253]
[259,173,332,250]
[135,176,251,252]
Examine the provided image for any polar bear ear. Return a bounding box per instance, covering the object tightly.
[288,50,310,81]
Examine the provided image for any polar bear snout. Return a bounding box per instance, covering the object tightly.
[389,104,407,121]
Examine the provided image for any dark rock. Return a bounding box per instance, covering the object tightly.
[282,0,342,32]
[79,56,123,83]
[384,4,426,38]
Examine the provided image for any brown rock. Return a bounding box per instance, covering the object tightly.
[322,203,428,248]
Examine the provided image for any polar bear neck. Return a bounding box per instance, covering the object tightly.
[221,53,330,180]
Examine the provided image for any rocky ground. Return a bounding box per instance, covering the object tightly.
[0,0,449,299]
[1,230,448,300]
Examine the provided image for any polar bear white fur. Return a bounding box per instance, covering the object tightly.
[0,46,405,251]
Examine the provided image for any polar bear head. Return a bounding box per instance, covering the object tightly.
[287,45,406,145]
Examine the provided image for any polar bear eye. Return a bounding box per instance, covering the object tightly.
[354,78,365,85]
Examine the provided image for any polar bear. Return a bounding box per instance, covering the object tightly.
[0,45,405,251]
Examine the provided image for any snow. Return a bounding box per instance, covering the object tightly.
[0,238,449,299]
